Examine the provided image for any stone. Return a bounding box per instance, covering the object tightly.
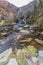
[20,30,30,34]
[31,57,39,65]
[0,48,12,62]
[38,50,43,65]
[41,32,43,35]
[24,25,29,28]
[26,57,39,65]
[38,50,43,57]
[35,38,43,45]
[6,58,18,65]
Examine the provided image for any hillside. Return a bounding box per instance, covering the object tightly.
[0,0,19,14]
[19,0,43,26]
[0,0,43,26]
[0,0,19,25]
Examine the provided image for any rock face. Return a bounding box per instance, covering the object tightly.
[20,0,43,26]
[0,0,19,22]
[0,0,43,25]
[21,1,34,15]
[0,0,18,13]
[34,16,43,26]
[21,0,43,15]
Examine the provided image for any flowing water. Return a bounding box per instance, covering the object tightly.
[0,24,43,52]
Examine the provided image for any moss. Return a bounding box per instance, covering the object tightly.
[17,51,28,65]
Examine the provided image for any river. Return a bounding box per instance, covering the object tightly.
[0,23,43,54]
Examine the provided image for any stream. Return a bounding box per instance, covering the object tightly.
[0,24,43,54]
[0,23,43,65]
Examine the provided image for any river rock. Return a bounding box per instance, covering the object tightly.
[1,32,7,35]
[24,25,29,28]
[35,39,43,45]
[18,27,23,30]
[40,31,43,35]
[6,58,18,65]
[0,48,12,62]
[1,32,10,36]
[38,50,43,65]
[20,30,30,34]
[38,50,43,57]
[20,38,32,42]
[31,57,39,65]
[26,57,38,65]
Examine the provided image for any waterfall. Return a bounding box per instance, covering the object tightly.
[17,8,26,25]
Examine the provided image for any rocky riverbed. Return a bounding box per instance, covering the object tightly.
[0,24,43,65]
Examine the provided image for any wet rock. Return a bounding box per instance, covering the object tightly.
[0,48,12,62]
[6,58,18,65]
[35,39,43,45]
[18,27,23,30]
[40,32,43,35]
[20,30,30,34]
[20,38,32,42]
[23,25,30,28]
[38,50,43,57]
[0,32,10,36]
[38,50,43,65]
[31,57,39,65]
[30,31,40,36]
[26,57,39,65]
